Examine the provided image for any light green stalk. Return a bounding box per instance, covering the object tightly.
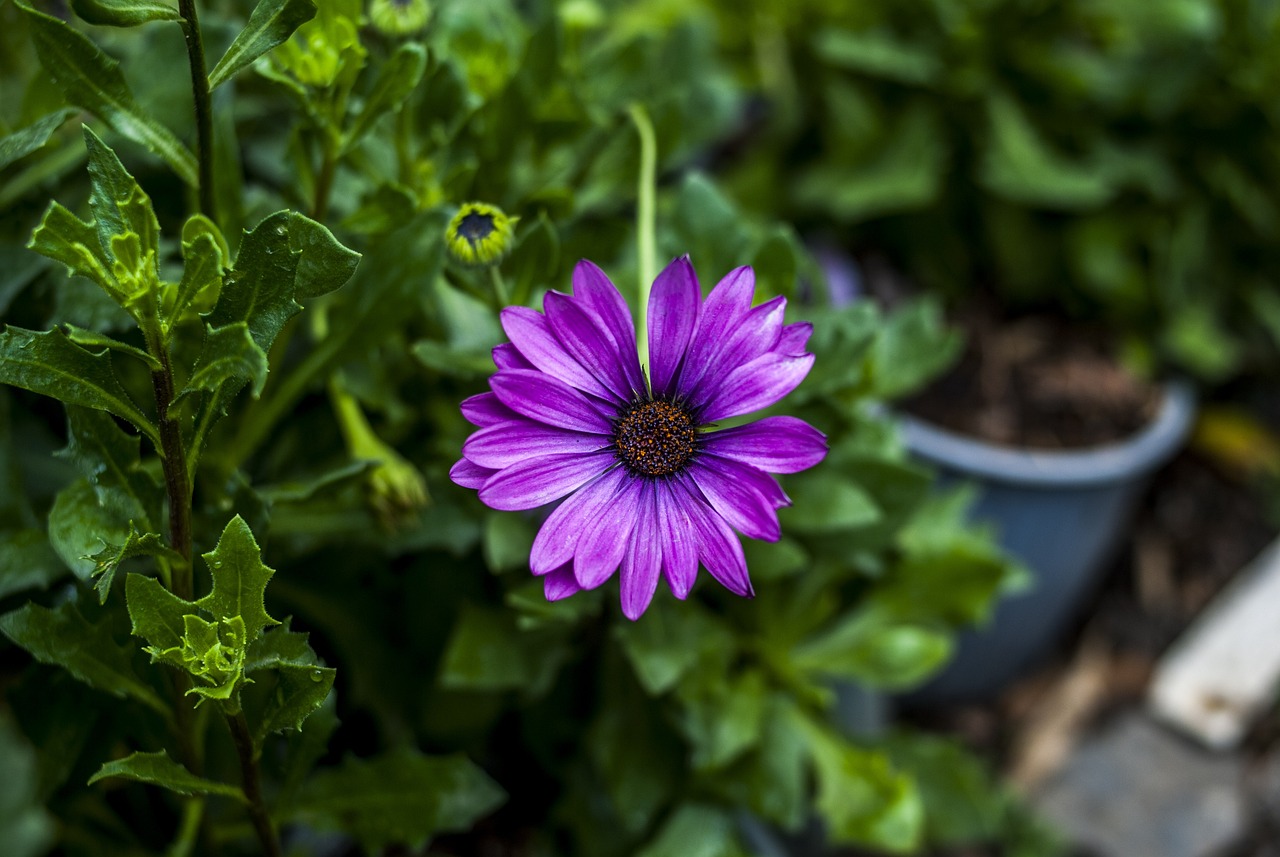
[628,103,657,375]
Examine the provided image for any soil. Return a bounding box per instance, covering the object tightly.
[900,304,1163,450]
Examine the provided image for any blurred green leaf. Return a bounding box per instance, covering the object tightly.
[637,803,742,857]
[70,0,179,26]
[48,478,130,581]
[440,604,562,693]
[289,749,505,851]
[614,602,733,695]
[0,530,67,600]
[345,42,428,150]
[60,406,161,527]
[868,298,962,399]
[0,716,54,857]
[0,109,76,171]
[675,668,766,771]
[780,471,881,533]
[812,28,941,85]
[89,751,246,799]
[208,0,318,90]
[480,512,535,573]
[792,609,951,689]
[17,2,197,184]
[0,600,169,717]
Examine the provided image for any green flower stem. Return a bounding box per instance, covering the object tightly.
[627,103,657,372]
[167,796,204,857]
[329,374,429,521]
[178,0,217,223]
[488,265,510,306]
[312,143,337,222]
[227,710,281,857]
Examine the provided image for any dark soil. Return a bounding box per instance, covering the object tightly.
[902,307,1162,450]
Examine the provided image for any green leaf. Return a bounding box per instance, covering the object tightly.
[0,715,55,857]
[27,201,116,293]
[481,513,535,573]
[289,749,505,851]
[70,0,180,26]
[126,572,197,661]
[812,28,941,84]
[792,610,952,689]
[89,751,246,800]
[440,604,559,693]
[83,126,159,266]
[49,478,130,581]
[0,109,77,171]
[344,42,428,150]
[170,215,226,324]
[613,603,734,696]
[60,406,162,526]
[0,530,67,601]
[255,663,335,739]
[64,325,160,369]
[0,327,159,444]
[0,600,169,717]
[780,471,881,534]
[17,3,198,185]
[178,322,269,403]
[637,804,741,857]
[208,0,318,90]
[884,733,1005,847]
[869,299,963,399]
[197,515,280,643]
[288,212,361,300]
[88,525,180,603]
[675,668,766,771]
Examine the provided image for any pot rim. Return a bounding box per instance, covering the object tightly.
[900,378,1197,489]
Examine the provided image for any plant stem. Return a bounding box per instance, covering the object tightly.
[227,710,281,857]
[150,345,194,600]
[627,103,657,370]
[178,0,217,224]
[312,143,337,222]
[488,265,510,306]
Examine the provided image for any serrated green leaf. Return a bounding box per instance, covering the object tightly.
[49,478,130,580]
[177,613,247,701]
[0,600,169,717]
[16,3,197,185]
[0,715,55,857]
[197,515,280,644]
[27,201,116,293]
[792,610,952,689]
[637,803,741,857]
[256,663,335,739]
[245,617,319,671]
[70,0,180,26]
[288,212,361,300]
[0,530,68,600]
[344,42,427,150]
[89,751,245,800]
[83,126,159,264]
[0,327,159,444]
[63,325,160,369]
[0,109,77,171]
[208,0,318,90]
[60,406,162,526]
[88,525,180,603]
[169,215,225,324]
[289,749,505,851]
[178,322,268,404]
[126,572,197,662]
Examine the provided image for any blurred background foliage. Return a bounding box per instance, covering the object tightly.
[5,0,1261,854]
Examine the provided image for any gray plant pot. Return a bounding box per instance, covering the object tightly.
[900,380,1197,702]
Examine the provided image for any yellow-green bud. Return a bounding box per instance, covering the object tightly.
[369,0,431,36]
[445,202,518,267]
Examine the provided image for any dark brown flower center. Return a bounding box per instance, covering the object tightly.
[613,399,697,477]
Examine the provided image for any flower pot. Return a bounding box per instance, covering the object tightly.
[901,379,1197,702]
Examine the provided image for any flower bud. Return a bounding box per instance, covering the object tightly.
[445,202,518,267]
[369,0,431,37]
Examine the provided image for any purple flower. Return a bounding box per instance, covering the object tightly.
[450,256,827,619]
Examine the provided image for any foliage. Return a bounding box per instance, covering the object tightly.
[700,0,1280,382]
[0,0,1038,855]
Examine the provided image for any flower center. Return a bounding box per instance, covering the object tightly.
[613,399,698,477]
[457,211,496,243]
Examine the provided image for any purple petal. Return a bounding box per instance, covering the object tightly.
[529,468,626,575]
[460,392,518,427]
[657,482,698,599]
[701,416,828,474]
[574,477,642,589]
[501,305,615,400]
[493,342,534,370]
[776,322,812,356]
[647,256,700,398]
[674,266,755,398]
[676,477,754,597]
[478,451,614,511]
[450,458,497,489]
[570,261,646,394]
[490,369,613,434]
[464,419,611,469]
[687,295,786,409]
[544,564,582,601]
[698,352,815,422]
[688,458,784,542]
[620,481,661,620]
[545,292,642,402]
